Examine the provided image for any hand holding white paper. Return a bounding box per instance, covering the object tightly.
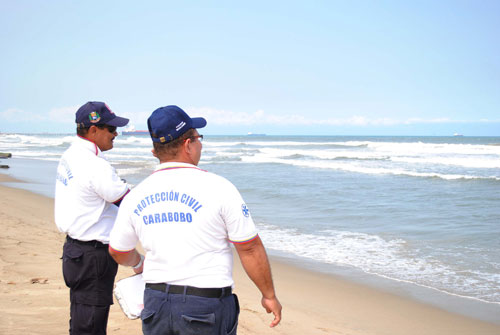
[113,274,146,319]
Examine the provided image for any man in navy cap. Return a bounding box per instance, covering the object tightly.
[109,105,282,334]
[55,101,132,334]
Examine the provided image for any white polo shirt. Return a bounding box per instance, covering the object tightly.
[55,136,129,243]
[109,162,258,288]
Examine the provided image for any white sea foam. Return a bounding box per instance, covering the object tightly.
[258,223,500,304]
[115,167,149,176]
[390,156,500,169]
[240,155,500,180]
[258,147,385,160]
[0,133,74,147]
[203,140,370,148]
[204,140,500,170]
[1,150,61,161]
[108,146,156,155]
[2,135,499,180]
[114,136,152,145]
[368,141,500,156]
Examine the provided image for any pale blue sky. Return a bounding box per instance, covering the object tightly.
[1,1,499,135]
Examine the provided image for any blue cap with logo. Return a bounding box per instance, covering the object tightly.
[148,105,207,143]
[75,101,129,128]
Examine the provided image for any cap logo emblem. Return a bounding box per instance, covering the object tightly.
[176,121,186,131]
[89,111,101,123]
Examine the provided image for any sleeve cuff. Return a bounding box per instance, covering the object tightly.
[229,234,258,244]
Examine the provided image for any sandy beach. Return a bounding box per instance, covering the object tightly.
[1,173,499,335]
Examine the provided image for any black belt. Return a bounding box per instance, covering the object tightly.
[146,283,232,298]
[66,235,107,248]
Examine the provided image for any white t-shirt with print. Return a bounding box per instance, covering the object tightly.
[55,136,129,243]
[110,162,258,288]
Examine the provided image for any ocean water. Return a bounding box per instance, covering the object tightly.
[1,133,499,322]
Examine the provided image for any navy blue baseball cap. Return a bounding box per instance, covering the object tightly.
[75,101,129,128]
[148,105,207,143]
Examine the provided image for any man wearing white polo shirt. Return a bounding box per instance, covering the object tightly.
[109,105,282,334]
[55,101,131,334]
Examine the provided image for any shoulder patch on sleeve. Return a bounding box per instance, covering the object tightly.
[241,204,250,217]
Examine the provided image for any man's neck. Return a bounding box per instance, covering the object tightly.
[159,157,196,166]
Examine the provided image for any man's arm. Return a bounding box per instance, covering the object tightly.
[108,247,144,274]
[113,188,130,207]
[234,235,282,327]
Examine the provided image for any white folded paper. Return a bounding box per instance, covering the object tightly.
[113,274,146,319]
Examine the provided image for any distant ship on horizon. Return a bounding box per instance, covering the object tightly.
[122,126,148,136]
[247,132,266,136]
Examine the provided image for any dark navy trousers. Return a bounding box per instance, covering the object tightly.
[62,237,118,335]
[141,287,240,335]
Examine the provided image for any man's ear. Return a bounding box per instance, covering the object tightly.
[151,148,158,158]
[85,125,98,140]
[183,137,192,154]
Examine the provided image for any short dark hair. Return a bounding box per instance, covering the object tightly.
[76,124,114,137]
[153,128,196,159]
[76,126,89,137]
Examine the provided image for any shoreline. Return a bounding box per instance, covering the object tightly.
[1,172,499,334]
[3,158,499,324]
[270,250,500,325]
